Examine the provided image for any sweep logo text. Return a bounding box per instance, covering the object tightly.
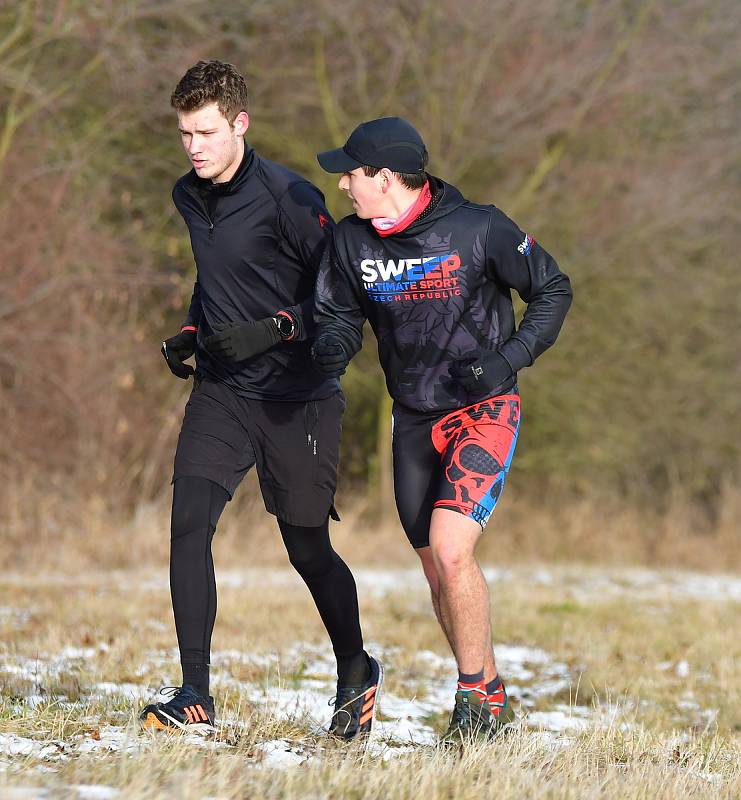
[361,252,461,302]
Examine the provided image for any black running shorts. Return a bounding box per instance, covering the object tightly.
[173,379,344,526]
[392,394,521,549]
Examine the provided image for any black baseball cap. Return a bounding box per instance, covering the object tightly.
[317,117,428,174]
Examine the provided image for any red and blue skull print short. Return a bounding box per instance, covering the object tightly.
[391,394,520,548]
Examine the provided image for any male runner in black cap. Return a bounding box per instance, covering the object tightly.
[139,62,381,740]
[313,117,572,743]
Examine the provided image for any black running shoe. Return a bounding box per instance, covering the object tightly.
[139,685,216,735]
[328,655,383,740]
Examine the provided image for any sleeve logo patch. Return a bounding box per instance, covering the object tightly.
[517,234,534,256]
[318,212,329,228]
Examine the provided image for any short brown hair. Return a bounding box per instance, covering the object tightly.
[171,60,249,123]
[362,164,428,191]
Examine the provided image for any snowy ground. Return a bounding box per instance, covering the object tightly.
[0,564,738,795]
[1,638,596,765]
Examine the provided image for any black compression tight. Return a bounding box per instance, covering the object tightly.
[169,477,367,697]
[170,477,229,697]
[278,519,367,686]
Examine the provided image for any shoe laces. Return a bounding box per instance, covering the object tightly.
[158,685,202,706]
[450,702,469,728]
[328,685,360,713]
[158,685,184,698]
[327,687,361,736]
[450,692,480,729]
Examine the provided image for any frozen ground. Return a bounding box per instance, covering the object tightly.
[0,564,737,793]
[1,638,593,758]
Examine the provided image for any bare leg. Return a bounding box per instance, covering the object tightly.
[425,509,498,680]
[415,545,455,651]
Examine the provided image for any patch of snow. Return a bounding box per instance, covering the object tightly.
[57,647,98,660]
[75,725,227,756]
[526,709,592,733]
[224,638,586,743]
[211,650,278,669]
[354,568,427,595]
[675,660,690,678]
[412,649,455,673]
[75,727,143,756]
[0,607,31,627]
[11,695,51,710]
[18,564,738,605]
[94,683,149,701]
[243,684,334,732]
[688,770,724,786]
[251,738,311,768]
[374,692,437,745]
[69,785,120,799]
[0,734,63,760]
[537,566,741,605]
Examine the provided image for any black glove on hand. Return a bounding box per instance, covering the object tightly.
[161,329,197,379]
[449,349,514,396]
[312,334,349,376]
[203,318,280,365]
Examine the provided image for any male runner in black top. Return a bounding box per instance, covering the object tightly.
[139,61,381,739]
[313,117,572,743]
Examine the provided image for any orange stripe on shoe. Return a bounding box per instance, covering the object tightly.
[364,686,377,699]
[361,699,375,713]
[198,704,209,721]
[142,712,169,730]
[358,711,373,726]
[184,706,195,723]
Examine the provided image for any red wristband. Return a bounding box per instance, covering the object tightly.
[180,325,198,333]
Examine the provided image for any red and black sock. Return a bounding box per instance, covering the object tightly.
[457,668,487,698]
[486,674,508,717]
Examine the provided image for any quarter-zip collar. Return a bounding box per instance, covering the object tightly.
[182,144,258,235]
[186,143,257,194]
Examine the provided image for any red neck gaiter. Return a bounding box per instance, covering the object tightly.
[371,181,431,237]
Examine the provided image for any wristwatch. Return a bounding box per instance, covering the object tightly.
[273,312,296,341]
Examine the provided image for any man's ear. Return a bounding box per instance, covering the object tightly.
[379,167,395,193]
[233,110,250,136]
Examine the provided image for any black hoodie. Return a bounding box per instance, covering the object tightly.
[173,145,338,401]
[314,176,573,412]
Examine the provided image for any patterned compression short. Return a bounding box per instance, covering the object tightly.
[392,394,520,548]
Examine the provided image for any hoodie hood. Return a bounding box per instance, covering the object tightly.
[381,174,468,239]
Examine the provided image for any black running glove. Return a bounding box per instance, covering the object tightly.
[312,334,349,376]
[161,329,197,379]
[449,349,514,395]
[203,318,280,365]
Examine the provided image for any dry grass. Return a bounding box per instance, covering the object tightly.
[2,476,740,573]
[0,562,739,798]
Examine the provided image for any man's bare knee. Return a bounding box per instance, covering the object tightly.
[431,540,476,582]
[427,509,483,589]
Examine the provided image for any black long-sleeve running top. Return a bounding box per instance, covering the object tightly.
[314,176,573,412]
[173,145,338,401]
